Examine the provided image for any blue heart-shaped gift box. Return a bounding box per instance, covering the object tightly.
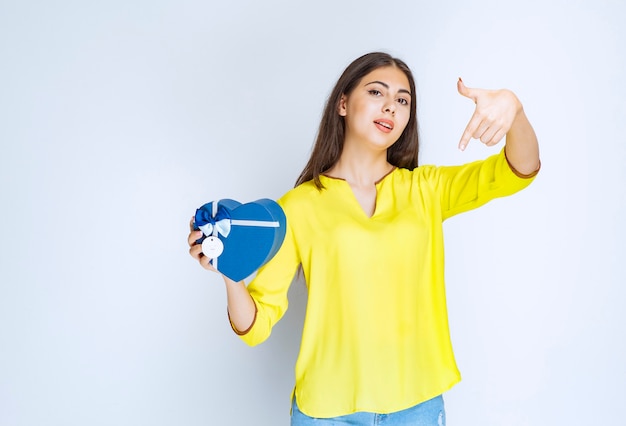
[193,199,287,282]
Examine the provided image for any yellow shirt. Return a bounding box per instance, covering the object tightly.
[235,148,538,418]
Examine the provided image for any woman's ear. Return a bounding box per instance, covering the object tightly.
[337,94,347,117]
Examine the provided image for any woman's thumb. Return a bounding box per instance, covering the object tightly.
[457,77,476,102]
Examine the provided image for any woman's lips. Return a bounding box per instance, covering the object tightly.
[374,119,394,133]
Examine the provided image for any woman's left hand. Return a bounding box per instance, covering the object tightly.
[457,78,522,151]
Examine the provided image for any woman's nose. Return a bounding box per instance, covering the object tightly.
[383,101,396,115]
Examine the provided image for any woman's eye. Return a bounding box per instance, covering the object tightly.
[397,98,409,106]
[368,89,382,96]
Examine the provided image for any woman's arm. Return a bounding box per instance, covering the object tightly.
[503,106,540,176]
[457,78,540,175]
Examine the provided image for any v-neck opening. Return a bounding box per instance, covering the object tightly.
[321,167,396,219]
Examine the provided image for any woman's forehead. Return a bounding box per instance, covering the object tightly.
[360,66,411,92]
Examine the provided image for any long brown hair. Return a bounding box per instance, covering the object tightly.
[295,52,420,189]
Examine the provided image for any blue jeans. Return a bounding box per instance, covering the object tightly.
[291,395,445,426]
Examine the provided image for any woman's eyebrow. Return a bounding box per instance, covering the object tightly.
[365,80,411,96]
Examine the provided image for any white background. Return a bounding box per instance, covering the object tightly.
[1,0,624,425]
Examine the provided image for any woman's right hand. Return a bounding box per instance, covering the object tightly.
[187,217,219,272]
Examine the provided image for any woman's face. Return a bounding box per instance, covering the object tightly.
[338,66,412,152]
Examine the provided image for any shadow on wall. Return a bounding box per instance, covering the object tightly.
[249,273,308,394]
[266,273,308,364]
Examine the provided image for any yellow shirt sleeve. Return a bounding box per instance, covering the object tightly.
[234,199,302,346]
[426,147,538,220]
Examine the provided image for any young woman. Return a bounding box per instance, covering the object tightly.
[188,52,540,425]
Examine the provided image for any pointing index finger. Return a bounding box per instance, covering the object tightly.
[459,111,481,151]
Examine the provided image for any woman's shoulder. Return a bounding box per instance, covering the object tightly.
[392,164,440,184]
[277,180,322,210]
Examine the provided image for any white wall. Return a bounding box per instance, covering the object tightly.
[1,0,624,425]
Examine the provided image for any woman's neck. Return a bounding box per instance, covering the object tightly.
[325,143,393,187]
